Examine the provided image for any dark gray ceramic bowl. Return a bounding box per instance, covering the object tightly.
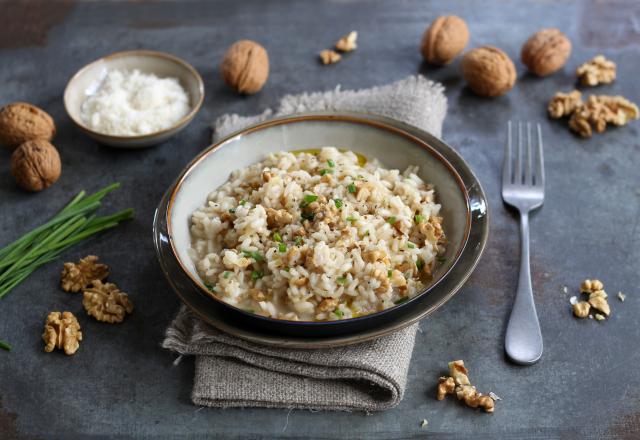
[153,112,489,346]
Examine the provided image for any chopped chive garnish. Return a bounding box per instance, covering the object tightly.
[387,269,392,278]
[242,250,264,262]
[357,174,364,179]
[228,208,236,214]
[251,270,263,280]
[320,168,334,176]
[278,243,287,253]
[204,282,215,291]
[334,309,344,318]
[365,231,370,236]
[239,199,247,206]
[436,256,447,263]
[407,242,415,249]
[273,232,283,242]
[347,183,356,194]
[337,276,347,284]
[394,297,409,305]
[294,237,303,246]
[301,212,315,221]
[346,216,357,223]
[416,259,425,270]
[283,266,290,272]
[387,216,396,224]
[414,214,425,223]
[327,159,335,168]
[334,199,343,209]
[304,194,318,204]
[223,271,231,279]
[0,340,11,351]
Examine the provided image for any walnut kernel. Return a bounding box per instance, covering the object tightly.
[461,46,516,97]
[335,31,358,52]
[521,28,572,76]
[319,50,341,65]
[569,95,639,138]
[437,360,495,413]
[548,90,582,119]
[83,280,133,323]
[220,40,269,94]
[572,301,591,318]
[61,255,109,293]
[42,311,82,355]
[10,140,61,192]
[436,376,455,400]
[576,55,616,86]
[421,15,469,65]
[0,102,56,150]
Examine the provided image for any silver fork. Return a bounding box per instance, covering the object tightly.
[502,121,545,365]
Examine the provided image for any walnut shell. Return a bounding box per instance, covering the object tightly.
[0,102,56,150]
[521,28,572,76]
[11,140,61,192]
[461,46,517,97]
[220,40,269,94]
[421,15,469,65]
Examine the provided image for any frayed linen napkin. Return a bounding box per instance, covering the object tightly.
[163,75,447,412]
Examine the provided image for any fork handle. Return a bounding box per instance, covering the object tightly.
[505,212,543,365]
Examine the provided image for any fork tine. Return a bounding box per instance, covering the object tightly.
[525,122,533,184]
[515,122,523,184]
[503,121,513,186]
[535,123,545,187]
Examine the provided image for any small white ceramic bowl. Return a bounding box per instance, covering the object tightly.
[64,50,204,148]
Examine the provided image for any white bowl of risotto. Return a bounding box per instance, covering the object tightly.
[161,113,482,335]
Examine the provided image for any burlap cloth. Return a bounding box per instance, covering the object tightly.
[162,75,448,412]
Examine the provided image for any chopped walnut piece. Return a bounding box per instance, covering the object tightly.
[42,311,82,355]
[573,301,591,318]
[249,288,267,301]
[581,279,604,293]
[436,376,455,400]
[448,360,470,386]
[588,295,610,316]
[569,95,639,138]
[266,208,293,229]
[548,90,582,119]
[362,249,389,264]
[291,277,308,287]
[83,280,133,324]
[335,31,358,52]
[576,55,616,86]
[319,49,341,65]
[317,298,339,312]
[60,255,109,293]
[262,170,274,182]
[437,360,495,413]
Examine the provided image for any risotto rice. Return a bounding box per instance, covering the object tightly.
[188,147,446,321]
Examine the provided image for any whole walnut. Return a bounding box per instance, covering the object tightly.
[421,15,469,65]
[0,102,56,150]
[11,140,61,192]
[461,46,517,97]
[220,40,269,94]
[521,28,572,76]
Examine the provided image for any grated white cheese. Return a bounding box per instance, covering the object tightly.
[81,69,190,136]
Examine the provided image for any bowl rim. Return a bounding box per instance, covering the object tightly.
[63,49,205,141]
[164,112,473,325]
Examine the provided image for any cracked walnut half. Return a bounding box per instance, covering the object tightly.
[61,255,109,292]
[42,311,82,355]
[83,280,133,323]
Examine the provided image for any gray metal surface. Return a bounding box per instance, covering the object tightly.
[0,0,638,438]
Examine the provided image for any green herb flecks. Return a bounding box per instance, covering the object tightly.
[407,242,416,249]
[387,269,392,278]
[347,183,356,194]
[414,214,425,223]
[299,194,318,208]
[243,250,264,262]
[337,276,347,285]
[387,216,397,224]
[273,232,283,242]
[301,211,315,221]
[239,199,247,206]
[204,282,215,291]
[294,237,303,246]
[320,168,334,176]
[394,297,409,305]
[223,271,231,279]
[416,259,425,271]
[327,159,335,168]
[334,199,343,209]
[278,243,287,253]
[251,270,264,280]
[333,309,344,318]
[228,208,236,214]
